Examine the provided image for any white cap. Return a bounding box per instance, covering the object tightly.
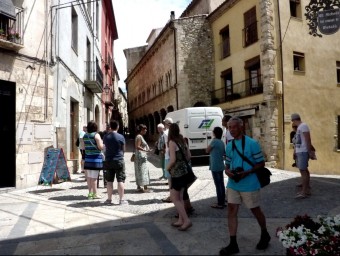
[163,117,173,124]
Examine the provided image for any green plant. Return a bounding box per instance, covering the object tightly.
[276,214,340,255]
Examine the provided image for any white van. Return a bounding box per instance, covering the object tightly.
[165,107,224,158]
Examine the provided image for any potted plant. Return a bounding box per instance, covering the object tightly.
[276,214,340,255]
[0,28,6,40]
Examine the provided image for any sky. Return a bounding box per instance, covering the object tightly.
[112,0,192,92]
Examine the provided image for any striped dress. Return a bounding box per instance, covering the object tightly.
[84,132,103,170]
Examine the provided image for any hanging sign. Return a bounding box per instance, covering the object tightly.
[38,148,71,186]
[318,9,340,35]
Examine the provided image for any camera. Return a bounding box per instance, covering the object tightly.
[231,167,244,182]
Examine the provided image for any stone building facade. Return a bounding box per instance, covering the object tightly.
[208,0,340,174]
[0,0,119,190]
[125,15,214,140]
[125,0,226,140]
[0,0,53,189]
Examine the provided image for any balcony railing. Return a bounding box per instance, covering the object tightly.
[211,76,263,105]
[0,6,24,51]
[84,61,103,93]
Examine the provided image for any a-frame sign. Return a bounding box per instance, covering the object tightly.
[38,148,71,186]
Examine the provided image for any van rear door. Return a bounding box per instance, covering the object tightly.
[187,108,222,157]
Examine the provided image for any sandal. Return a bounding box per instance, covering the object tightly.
[178,222,192,231]
[211,204,225,209]
[171,222,183,227]
[161,196,172,203]
[295,193,308,199]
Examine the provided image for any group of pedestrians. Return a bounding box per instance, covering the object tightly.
[77,111,315,255]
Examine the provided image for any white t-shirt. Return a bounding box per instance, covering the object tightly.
[79,130,86,150]
[163,129,170,160]
[293,123,310,153]
[222,127,234,147]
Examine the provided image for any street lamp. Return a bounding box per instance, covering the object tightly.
[103,84,110,94]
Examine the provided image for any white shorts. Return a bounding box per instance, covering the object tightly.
[86,170,100,179]
[227,188,261,209]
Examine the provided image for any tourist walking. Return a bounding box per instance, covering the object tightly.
[156,123,166,180]
[166,123,196,231]
[134,124,152,192]
[220,117,270,255]
[103,120,128,205]
[206,126,226,209]
[161,117,173,203]
[83,120,104,200]
[291,113,315,199]
[78,125,87,176]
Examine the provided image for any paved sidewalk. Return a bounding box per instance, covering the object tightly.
[1,139,340,255]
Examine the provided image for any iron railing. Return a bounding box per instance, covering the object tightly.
[211,75,263,105]
[84,61,103,87]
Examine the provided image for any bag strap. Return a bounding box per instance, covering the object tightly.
[174,141,190,167]
[85,133,99,151]
[232,136,254,167]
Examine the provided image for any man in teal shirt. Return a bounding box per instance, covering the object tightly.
[220,117,270,256]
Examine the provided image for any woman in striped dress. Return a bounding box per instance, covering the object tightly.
[84,120,104,199]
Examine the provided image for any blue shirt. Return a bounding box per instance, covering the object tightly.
[103,132,125,161]
[209,138,225,172]
[225,135,264,192]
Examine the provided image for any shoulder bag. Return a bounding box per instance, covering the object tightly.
[232,136,272,188]
[175,141,197,188]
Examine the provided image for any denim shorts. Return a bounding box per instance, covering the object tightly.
[296,152,309,170]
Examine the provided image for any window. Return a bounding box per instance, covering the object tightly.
[245,56,262,95]
[293,51,305,72]
[290,0,302,19]
[96,1,99,37]
[337,61,340,84]
[243,7,258,47]
[220,26,230,59]
[221,68,233,101]
[71,7,78,53]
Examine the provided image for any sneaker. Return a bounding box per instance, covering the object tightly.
[219,243,239,256]
[119,199,129,205]
[88,193,93,200]
[256,231,271,250]
[92,194,102,199]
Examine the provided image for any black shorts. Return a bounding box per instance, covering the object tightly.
[171,171,197,191]
[103,159,126,182]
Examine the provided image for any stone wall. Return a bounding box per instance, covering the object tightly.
[126,15,215,141]
[176,16,214,108]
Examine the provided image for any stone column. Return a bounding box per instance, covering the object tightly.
[259,0,279,167]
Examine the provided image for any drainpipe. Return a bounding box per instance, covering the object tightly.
[277,0,285,169]
[169,11,178,110]
[44,0,49,120]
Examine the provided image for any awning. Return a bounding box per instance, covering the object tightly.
[0,0,16,20]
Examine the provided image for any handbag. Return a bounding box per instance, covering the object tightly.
[154,147,160,155]
[175,142,197,188]
[130,153,135,162]
[232,136,272,188]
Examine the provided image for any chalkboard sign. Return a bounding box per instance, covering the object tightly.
[38,148,71,186]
